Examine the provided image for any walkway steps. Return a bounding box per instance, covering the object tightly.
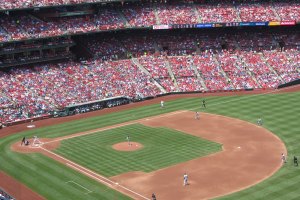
[131,58,166,93]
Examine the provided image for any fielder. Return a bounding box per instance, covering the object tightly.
[126,135,131,146]
[281,153,287,163]
[195,111,200,120]
[160,100,164,108]
[257,118,263,126]
[183,173,188,186]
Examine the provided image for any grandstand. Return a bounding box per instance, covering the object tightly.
[0,188,14,200]
[0,1,300,200]
[0,1,299,124]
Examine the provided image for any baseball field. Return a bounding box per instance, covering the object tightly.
[1,87,300,200]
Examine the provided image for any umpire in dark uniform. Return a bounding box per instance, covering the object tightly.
[202,99,206,108]
[294,156,298,166]
[152,193,157,200]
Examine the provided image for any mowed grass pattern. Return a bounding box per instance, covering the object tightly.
[55,124,222,176]
[0,90,300,199]
[208,92,300,200]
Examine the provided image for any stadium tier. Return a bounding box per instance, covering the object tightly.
[1,2,300,200]
[0,29,299,124]
[0,1,299,125]
[0,1,299,43]
[0,188,15,200]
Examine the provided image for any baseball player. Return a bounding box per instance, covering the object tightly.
[281,153,287,163]
[160,100,164,108]
[151,193,157,200]
[257,117,263,126]
[294,156,298,166]
[21,136,26,146]
[183,173,188,186]
[202,99,206,108]
[126,135,131,146]
[195,111,200,120]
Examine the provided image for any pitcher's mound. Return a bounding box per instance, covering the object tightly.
[112,142,143,151]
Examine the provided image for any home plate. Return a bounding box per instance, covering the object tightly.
[27,125,36,128]
[237,146,241,149]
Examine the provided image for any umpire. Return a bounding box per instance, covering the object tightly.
[294,156,298,166]
[152,193,157,200]
[202,99,206,108]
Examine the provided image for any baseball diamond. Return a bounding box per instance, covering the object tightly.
[0,86,300,200]
[1,0,300,199]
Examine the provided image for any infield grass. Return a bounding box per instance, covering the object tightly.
[0,90,300,199]
[54,124,221,176]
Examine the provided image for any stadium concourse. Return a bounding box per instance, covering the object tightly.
[0,29,300,125]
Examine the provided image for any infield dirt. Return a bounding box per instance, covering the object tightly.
[11,111,286,200]
[2,86,299,200]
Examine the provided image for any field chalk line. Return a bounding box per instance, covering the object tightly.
[66,180,92,194]
[40,85,298,200]
[40,146,113,186]
[40,146,150,200]
[65,163,112,187]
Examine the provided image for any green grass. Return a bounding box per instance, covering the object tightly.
[55,124,221,176]
[0,90,300,199]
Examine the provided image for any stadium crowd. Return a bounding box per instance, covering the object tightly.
[0,189,14,200]
[1,44,299,123]
[197,3,239,23]
[238,2,278,22]
[0,0,117,10]
[0,2,299,124]
[0,2,300,43]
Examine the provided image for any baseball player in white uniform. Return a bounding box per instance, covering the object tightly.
[126,135,131,146]
[195,112,200,120]
[183,173,188,186]
[160,100,164,108]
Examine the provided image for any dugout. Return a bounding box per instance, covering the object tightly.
[277,79,300,89]
[64,96,131,115]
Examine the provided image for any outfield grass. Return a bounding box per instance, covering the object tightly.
[55,124,221,176]
[0,91,300,199]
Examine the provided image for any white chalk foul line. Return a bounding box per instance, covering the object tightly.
[40,146,150,200]
[114,183,151,200]
[65,163,112,187]
[66,180,92,194]
[40,146,113,187]
[37,86,298,199]
[66,164,150,200]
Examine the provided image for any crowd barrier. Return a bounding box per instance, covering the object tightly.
[277,79,300,89]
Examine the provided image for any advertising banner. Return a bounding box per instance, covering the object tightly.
[153,25,170,30]
[268,21,281,26]
[280,21,296,26]
[196,23,213,28]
